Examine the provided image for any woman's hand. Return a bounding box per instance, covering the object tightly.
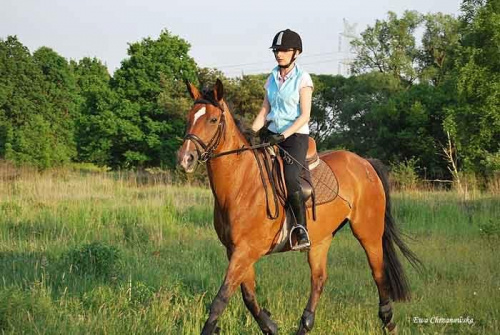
[258,127,272,143]
[268,133,285,145]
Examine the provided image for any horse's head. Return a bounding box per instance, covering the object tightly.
[177,79,226,173]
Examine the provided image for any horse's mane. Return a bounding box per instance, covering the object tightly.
[234,117,254,144]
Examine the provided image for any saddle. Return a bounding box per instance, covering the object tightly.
[260,137,339,253]
[301,137,320,201]
[262,137,338,218]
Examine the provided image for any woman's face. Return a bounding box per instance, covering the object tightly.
[273,48,298,67]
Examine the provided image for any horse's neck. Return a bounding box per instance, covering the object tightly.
[216,109,248,154]
[206,112,258,206]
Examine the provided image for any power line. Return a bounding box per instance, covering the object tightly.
[222,57,342,76]
[206,51,340,70]
[220,55,343,73]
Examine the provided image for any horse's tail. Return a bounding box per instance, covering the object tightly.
[368,159,423,302]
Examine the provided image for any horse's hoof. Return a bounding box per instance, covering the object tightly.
[295,325,307,335]
[265,322,278,335]
[201,324,220,335]
[384,323,397,335]
[295,320,309,335]
[259,309,278,334]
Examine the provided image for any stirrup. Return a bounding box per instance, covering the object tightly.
[289,225,311,251]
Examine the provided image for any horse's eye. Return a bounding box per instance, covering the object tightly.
[210,117,218,124]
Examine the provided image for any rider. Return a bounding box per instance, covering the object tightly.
[252,28,313,250]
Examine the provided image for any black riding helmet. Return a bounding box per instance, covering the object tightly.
[270,29,302,68]
[270,29,302,52]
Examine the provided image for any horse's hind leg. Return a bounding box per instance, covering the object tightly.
[240,265,278,334]
[359,237,397,333]
[350,218,397,334]
[296,236,332,335]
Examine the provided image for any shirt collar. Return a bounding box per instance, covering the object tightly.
[273,64,299,84]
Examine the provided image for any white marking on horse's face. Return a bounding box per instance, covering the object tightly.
[193,107,206,126]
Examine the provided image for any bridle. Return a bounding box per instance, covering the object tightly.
[183,99,227,162]
[183,99,270,163]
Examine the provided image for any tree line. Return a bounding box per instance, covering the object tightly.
[0,0,498,182]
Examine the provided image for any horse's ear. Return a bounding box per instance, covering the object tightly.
[185,80,201,100]
[214,78,224,101]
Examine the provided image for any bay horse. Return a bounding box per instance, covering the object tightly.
[177,79,421,334]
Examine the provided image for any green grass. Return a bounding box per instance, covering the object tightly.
[0,170,499,334]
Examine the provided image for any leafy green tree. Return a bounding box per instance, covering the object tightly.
[72,57,118,165]
[324,72,402,156]
[373,83,452,176]
[226,74,266,125]
[444,0,500,174]
[0,36,43,128]
[0,36,75,168]
[351,11,423,85]
[33,46,78,163]
[196,67,229,90]
[196,68,265,125]
[317,72,452,177]
[310,74,348,145]
[1,35,42,156]
[419,13,461,85]
[347,9,482,178]
[111,29,198,168]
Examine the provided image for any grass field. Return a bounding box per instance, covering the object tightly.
[0,167,499,334]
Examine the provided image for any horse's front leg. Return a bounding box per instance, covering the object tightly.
[296,237,332,335]
[201,249,256,335]
[241,265,278,334]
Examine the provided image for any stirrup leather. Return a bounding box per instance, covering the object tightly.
[289,225,311,251]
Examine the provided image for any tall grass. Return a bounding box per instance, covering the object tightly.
[0,165,498,334]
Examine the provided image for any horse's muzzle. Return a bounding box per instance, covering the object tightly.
[177,145,199,174]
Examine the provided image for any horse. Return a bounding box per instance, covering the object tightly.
[177,79,421,334]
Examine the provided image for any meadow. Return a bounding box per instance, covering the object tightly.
[0,166,498,334]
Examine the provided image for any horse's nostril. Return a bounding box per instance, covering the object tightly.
[188,154,194,163]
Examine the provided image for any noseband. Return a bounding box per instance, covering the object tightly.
[184,99,227,162]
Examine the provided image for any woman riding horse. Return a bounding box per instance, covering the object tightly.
[252,28,313,251]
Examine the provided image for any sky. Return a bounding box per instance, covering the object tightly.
[1,0,462,78]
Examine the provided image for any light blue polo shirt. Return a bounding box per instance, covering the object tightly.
[265,65,312,134]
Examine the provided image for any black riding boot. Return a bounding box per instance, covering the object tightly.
[288,191,310,250]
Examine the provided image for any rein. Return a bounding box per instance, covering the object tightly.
[184,99,271,162]
[183,99,281,219]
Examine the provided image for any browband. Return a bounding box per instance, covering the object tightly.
[194,98,222,110]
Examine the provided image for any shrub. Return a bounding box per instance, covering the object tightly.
[479,219,500,240]
[390,157,420,190]
[65,242,121,278]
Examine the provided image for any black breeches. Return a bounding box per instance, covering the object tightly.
[278,133,308,195]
